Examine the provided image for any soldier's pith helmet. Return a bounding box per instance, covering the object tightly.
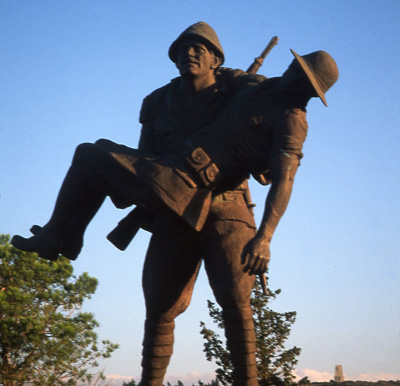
[169,21,225,65]
[290,49,339,107]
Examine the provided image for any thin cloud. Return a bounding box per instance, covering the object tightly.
[349,373,400,382]
[105,374,138,386]
[105,370,400,385]
[164,372,217,385]
[105,372,216,386]
[294,369,400,383]
[294,369,333,382]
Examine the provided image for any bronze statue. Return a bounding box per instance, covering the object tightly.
[12,22,338,386]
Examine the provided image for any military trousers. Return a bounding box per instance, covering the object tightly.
[140,217,259,386]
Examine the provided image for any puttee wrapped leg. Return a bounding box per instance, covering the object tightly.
[223,308,259,386]
[140,321,175,386]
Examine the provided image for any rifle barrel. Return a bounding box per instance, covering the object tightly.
[260,36,279,59]
[246,36,279,74]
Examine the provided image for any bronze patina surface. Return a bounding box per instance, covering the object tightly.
[12,22,338,386]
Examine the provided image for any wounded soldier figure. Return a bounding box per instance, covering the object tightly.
[12,48,338,262]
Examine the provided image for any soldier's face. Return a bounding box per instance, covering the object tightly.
[176,39,219,78]
[281,60,316,96]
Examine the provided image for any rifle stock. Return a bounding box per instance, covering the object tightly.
[107,207,154,250]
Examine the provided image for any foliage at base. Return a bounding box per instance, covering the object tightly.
[200,277,303,386]
[0,234,118,386]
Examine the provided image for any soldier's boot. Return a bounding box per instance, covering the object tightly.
[29,193,105,260]
[12,144,108,261]
[223,308,259,386]
[140,321,175,386]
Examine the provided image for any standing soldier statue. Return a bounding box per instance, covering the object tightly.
[12,22,338,386]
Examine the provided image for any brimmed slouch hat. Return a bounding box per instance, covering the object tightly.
[290,49,339,106]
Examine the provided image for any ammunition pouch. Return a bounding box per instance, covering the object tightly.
[185,148,221,188]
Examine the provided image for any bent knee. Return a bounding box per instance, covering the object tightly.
[73,142,106,167]
[74,142,96,159]
[94,138,111,147]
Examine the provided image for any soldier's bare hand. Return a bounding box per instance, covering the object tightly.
[241,237,270,276]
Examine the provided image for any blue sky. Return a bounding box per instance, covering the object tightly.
[1,0,399,384]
